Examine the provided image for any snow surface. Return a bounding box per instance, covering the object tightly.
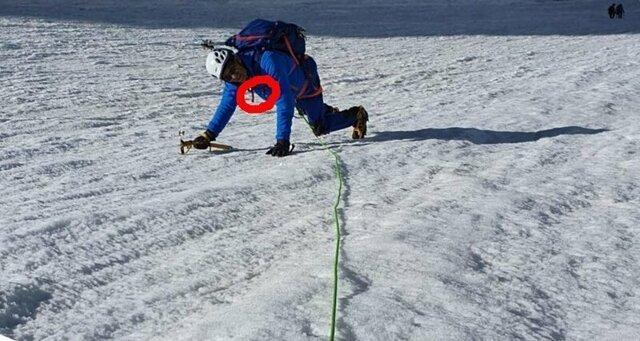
[2,0,640,340]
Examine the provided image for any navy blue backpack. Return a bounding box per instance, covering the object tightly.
[225,19,306,65]
[225,19,322,99]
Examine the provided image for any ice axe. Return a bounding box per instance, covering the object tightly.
[178,131,232,155]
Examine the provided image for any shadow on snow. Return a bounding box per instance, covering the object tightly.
[369,126,608,145]
[1,0,639,36]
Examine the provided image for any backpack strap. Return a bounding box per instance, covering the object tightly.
[296,82,323,99]
[282,36,300,67]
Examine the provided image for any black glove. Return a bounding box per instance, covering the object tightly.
[266,140,293,157]
[193,130,216,149]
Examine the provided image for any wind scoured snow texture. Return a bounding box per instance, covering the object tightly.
[1,1,640,340]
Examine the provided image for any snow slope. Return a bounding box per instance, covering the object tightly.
[1,0,640,340]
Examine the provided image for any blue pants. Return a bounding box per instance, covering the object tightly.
[296,95,357,136]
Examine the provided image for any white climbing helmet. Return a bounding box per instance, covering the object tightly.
[205,48,233,79]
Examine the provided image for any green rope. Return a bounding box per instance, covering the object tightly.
[300,115,343,341]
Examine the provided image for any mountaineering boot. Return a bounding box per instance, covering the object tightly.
[351,106,368,139]
[193,130,217,149]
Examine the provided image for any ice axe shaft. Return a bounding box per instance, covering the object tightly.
[179,139,232,155]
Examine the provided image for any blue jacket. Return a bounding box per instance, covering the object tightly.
[207,50,321,141]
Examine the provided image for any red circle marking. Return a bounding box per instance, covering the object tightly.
[236,75,281,114]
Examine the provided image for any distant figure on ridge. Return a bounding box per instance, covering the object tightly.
[608,3,616,19]
[616,3,625,18]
